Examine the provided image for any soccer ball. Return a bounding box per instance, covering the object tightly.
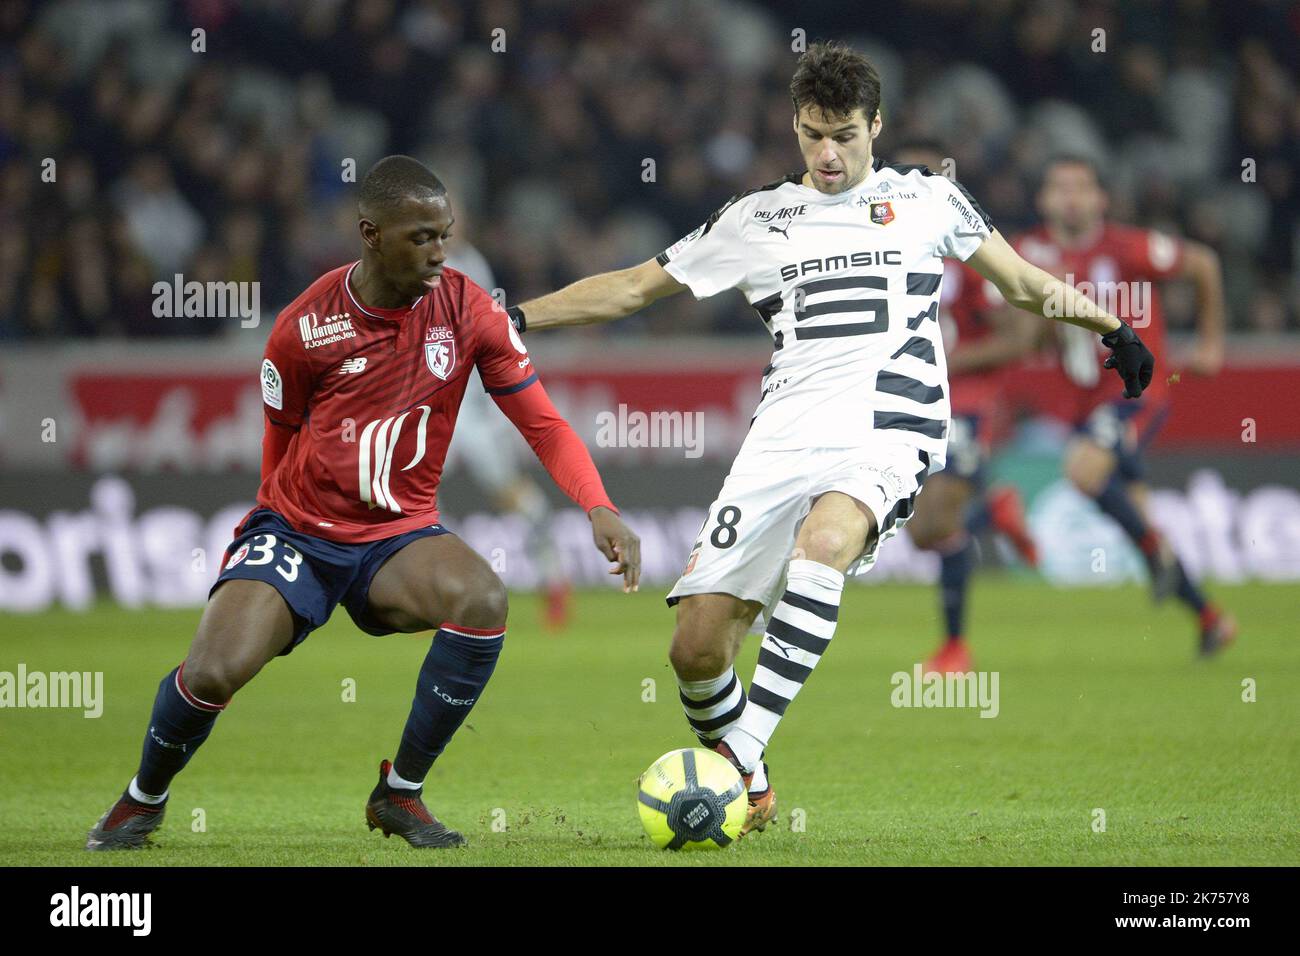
[636,747,747,850]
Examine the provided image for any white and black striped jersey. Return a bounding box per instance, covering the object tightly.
[657,156,994,471]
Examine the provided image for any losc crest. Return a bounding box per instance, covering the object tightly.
[424,326,457,380]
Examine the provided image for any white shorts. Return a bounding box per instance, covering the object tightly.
[666,439,933,624]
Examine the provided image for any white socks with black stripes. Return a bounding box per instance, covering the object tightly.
[678,668,747,747]
[724,559,845,787]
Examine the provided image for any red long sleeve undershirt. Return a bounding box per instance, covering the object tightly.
[259,382,617,515]
[492,380,617,515]
[261,418,294,482]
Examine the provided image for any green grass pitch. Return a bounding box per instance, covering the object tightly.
[1,581,1296,866]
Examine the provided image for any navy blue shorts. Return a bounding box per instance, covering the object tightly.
[210,508,452,655]
[1074,400,1170,483]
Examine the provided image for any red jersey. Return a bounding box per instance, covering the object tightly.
[939,258,1003,416]
[250,262,614,542]
[1010,223,1183,421]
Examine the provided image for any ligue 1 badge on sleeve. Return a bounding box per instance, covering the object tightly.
[225,543,251,570]
[424,326,457,380]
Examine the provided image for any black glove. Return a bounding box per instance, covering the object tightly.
[506,305,526,334]
[1101,322,1154,399]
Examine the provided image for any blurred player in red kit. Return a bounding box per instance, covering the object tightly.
[87,156,640,851]
[1010,155,1235,656]
[893,142,1042,676]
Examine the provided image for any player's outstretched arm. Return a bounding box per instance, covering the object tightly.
[509,259,686,333]
[967,230,1155,398]
[1178,239,1226,376]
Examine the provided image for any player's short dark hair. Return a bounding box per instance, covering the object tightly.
[358,155,446,221]
[790,41,882,123]
[1039,153,1107,192]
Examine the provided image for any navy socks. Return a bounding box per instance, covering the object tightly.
[939,535,977,640]
[392,623,505,785]
[134,664,226,797]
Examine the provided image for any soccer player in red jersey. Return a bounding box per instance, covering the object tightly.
[892,143,1043,675]
[87,156,641,850]
[1010,155,1235,656]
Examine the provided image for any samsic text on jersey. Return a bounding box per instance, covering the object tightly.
[657,157,994,473]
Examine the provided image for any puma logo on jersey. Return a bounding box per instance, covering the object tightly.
[339,357,368,374]
[767,222,791,239]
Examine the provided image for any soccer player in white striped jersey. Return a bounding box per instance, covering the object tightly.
[507,42,1154,836]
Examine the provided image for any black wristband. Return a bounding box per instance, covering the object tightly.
[1101,322,1135,348]
[506,306,526,334]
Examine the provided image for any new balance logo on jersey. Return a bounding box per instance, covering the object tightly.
[358,405,432,514]
[339,357,368,374]
[299,311,356,349]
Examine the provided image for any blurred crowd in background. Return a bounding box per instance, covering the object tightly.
[2,0,1298,341]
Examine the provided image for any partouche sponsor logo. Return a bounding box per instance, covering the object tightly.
[779,250,902,281]
[49,886,152,935]
[298,311,356,349]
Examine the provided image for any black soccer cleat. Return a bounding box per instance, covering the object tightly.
[365,759,466,849]
[86,790,166,851]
